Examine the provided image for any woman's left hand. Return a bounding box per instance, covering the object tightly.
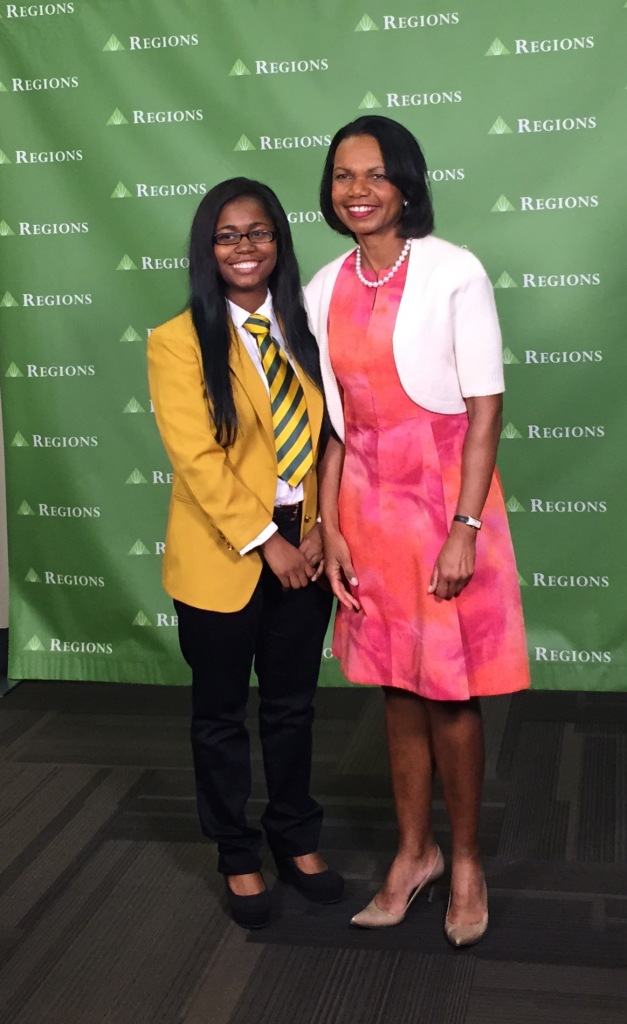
[428,528,476,600]
[299,522,325,582]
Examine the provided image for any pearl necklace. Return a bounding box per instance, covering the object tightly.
[355,237,412,288]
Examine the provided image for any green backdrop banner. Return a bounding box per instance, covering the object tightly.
[1,0,625,688]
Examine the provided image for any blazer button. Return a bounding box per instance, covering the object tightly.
[304,515,311,523]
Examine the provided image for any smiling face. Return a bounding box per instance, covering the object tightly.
[331,134,405,241]
[213,196,277,310]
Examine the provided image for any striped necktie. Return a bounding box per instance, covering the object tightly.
[243,314,313,487]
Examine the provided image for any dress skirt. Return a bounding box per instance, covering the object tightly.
[328,252,530,701]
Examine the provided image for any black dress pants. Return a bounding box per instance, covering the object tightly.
[174,518,333,876]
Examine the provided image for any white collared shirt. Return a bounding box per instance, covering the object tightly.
[228,294,304,555]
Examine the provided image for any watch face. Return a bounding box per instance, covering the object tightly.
[455,515,481,529]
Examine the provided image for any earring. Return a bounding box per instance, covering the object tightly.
[403,200,409,207]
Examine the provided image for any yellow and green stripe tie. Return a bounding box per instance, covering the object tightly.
[244,314,313,487]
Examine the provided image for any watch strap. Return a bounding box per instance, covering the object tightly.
[453,514,482,530]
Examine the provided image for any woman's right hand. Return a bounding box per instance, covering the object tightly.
[323,528,360,611]
[261,532,315,589]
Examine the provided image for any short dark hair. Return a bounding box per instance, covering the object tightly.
[319,115,434,239]
[188,178,322,447]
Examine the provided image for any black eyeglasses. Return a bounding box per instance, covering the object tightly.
[213,229,276,246]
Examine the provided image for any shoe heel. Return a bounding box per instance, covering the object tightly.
[426,882,438,904]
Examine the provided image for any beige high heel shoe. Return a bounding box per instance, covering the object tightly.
[444,883,488,947]
[350,846,445,928]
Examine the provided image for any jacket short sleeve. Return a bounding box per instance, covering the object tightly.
[452,271,505,398]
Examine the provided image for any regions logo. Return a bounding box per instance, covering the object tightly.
[132,610,152,626]
[535,648,611,664]
[117,254,137,270]
[31,434,98,448]
[502,347,519,365]
[125,469,172,484]
[17,501,101,518]
[116,253,188,270]
[16,222,89,236]
[106,107,203,125]
[514,35,594,55]
[500,422,523,440]
[12,434,97,448]
[517,116,596,134]
[523,272,600,287]
[10,76,78,92]
[493,113,597,137]
[12,149,83,165]
[493,271,517,288]
[354,12,460,31]
[527,424,604,439]
[490,195,598,213]
[529,499,607,513]
[488,117,512,135]
[140,256,189,270]
[24,568,105,586]
[235,134,333,152]
[354,13,378,31]
[5,363,96,377]
[485,35,594,55]
[122,397,146,413]
[111,181,207,199]
[49,639,114,653]
[229,57,329,75]
[491,195,515,213]
[103,33,199,51]
[506,496,525,513]
[128,538,165,555]
[532,574,609,588]
[523,350,602,365]
[520,195,598,212]
[360,89,462,109]
[494,271,600,288]
[5,3,74,17]
[126,468,148,485]
[21,635,112,654]
[0,292,92,307]
[381,12,460,30]
[119,325,142,342]
[132,610,178,627]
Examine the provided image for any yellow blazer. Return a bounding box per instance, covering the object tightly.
[147,309,324,612]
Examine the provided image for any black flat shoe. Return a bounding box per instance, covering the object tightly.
[224,880,271,929]
[275,856,344,904]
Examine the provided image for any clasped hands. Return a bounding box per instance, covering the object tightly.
[261,522,324,589]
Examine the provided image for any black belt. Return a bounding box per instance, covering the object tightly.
[272,502,302,524]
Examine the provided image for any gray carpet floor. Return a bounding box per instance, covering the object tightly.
[0,682,625,1024]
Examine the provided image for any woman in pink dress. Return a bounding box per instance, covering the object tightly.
[306,116,530,946]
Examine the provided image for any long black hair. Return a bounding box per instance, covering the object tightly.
[188,177,323,448]
[320,115,434,240]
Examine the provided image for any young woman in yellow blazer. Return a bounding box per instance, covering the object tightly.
[148,178,342,928]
